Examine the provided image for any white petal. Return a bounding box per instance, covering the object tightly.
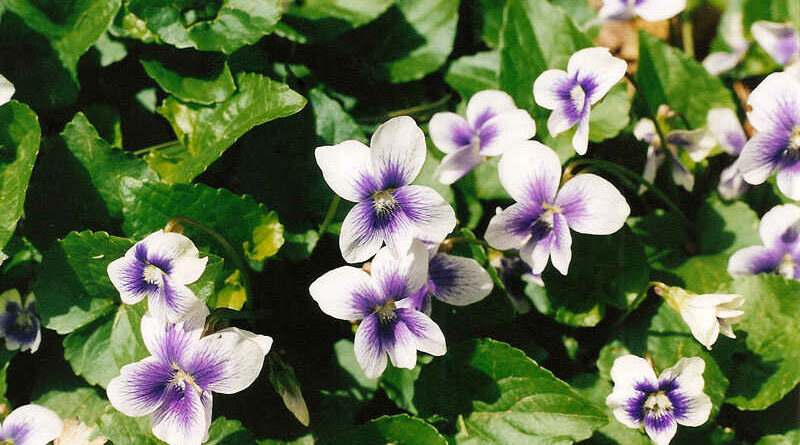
[140,231,207,285]
[149,279,205,324]
[759,204,800,247]
[370,240,429,300]
[520,235,553,275]
[315,140,375,202]
[549,213,573,275]
[665,129,715,163]
[747,72,800,132]
[680,306,720,350]
[644,417,678,445]
[498,141,561,204]
[677,392,712,427]
[718,160,748,200]
[466,90,518,129]
[555,174,630,235]
[642,146,665,190]
[707,108,747,155]
[605,388,643,428]
[354,314,387,379]
[0,288,23,308]
[633,118,659,145]
[751,21,800,66]
[598,0,631,21]
[777,167,800,200]
[396,185,457,247]
[533,69,571,111]
[728,245,780,276]
[484,203,533,251]
[150,387,210,445]
[609,354,658,391]
[191,328,272,394]
[633,0,686,21]
[396,307,446,356]
[659,357,706,397]
[547,107,579,137]
[339,201,385,263]
[429,112,472,154]
[702,52,742,75]
[669,151,695,192]
[434,146,484,185]
[0,75,14,107]
[738,133,783,186]
[478,110,537,156]
[369,116,426,187]
[427,253,493,306]
[107,255,147,306]
[385,321,417,370]
[310,266,374,320]
[572,113,591,155]
[567,47,627,105]
[139,312,199,365]
[3,405,63,445]
[107,357,172,417]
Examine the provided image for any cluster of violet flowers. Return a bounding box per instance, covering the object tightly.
[308,34,748,443]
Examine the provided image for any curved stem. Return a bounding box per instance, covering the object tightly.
[567,158,688,223]
[611,281,661,330]
[165,216,252,306]
[318,195,341,237]
[681,14,695,59]
[133,140,181,156]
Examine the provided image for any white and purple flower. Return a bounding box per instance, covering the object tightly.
[315,116,457,263]
[703,11,750,75]
[107,307,272,445]
[107,230,208,323]
[429,90,535,185]
[707,108,750,200]
[737,72,800,200]
[656,284,745,350]
[729,204,800,279]
[0,74,14,107]
[0,289,41,353]
[0,404,62,445]
[406,242,494,315]
[751,21,800,78]
[598,0,686,22]
[634,118,710,192]
[484,141,630,275]
[606,355,711,445]
[533,47,627,155]
[309,241,446,378]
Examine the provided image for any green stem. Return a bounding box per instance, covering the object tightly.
[357,94,453,124]
[133,140,181,156]
[566,159,688,223]
[681,14,695,58]
[612,281,661,330]
[318,195,341,237]
[165,216,252,305]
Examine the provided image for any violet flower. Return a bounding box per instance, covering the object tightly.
[485,141,630,275]
[703,11,750,75]
[309,241,446,378]
[598,0,686,22]
[315,116,457,263]
[707,108,750,200]
[0,289,41,353]
[751,21,800,78]
[729,204,800,279]
[0,404,63,445]
[533,47,627,155]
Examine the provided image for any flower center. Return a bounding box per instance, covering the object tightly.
[569,84,586,112]
[372,190,398,217]
[789,128,800,153]
[13,310,33,328]
[779,253,796,279]
[170,365,201,393]
[0,439,14,445]
[530,204,561,241]
[143,263,166,284]
[374,299,397,324]
[643,391,673,417]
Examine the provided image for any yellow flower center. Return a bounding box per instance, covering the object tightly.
[143,264,165,284]
[372,190,398,216]
[375,299,397,323]
[779,253,796,279]
[644,391,673,417]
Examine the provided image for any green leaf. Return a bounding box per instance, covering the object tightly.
[696,197,761,255]
[672,253,733,294]
[757,430,800,445]
[333,339,378,400]
[526,226,649,327]
[127,0,282,54]
[146,72,306,183]
[281,0,395,42]
[0,101,40,250]
[141,59,237,105]
[309,87,367,145]
[60,113,158,219]
[636,32,736,129]
[415,338,608,444]
[0,349,16,402]
[337,414,447,445]
[445,51,500,102]
[120,179,284,269]
[718,275,800,410]
[98,410,162,445]
[4,0,122,78]
[93,31,127,67]
[206,417,257,445]
[32,364,111,429]
[379,356,432,415]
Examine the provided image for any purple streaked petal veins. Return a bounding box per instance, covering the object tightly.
[339,200,387,263]
[369,116,426,189]
[520,225,556,275]
[315,140,378,202]
[434,145,485,185]
[429,112,473,154]
[477,109,536,157]
[533,69,572,111]
[641,145,666,192]
[0,405,63,445]
[140,312,198,365]
[643,411,678,445]
[758,204,800,249]
[426,253,493,306]
[751,21,800,66]
[188,328,271,394]
[606,355,659,429]
[383,317,417,369]
[738,132,788,186]
[668,149,695,192]
[107,254,154,305]
[548,213,573,275]
[498,141,561,204]
[555,173,631,236]
[567,47,627,105]
[309,266,376,320]
[394,307,446,356]
[547,77,586,137]
[466,90,518,130]
[370,241,429,302]
[149,278,205,324]
[354,313,388,378]
[777,159,800,200]
[484,202,538,251]
[658,357,712,427]
[406,286,432,315]
[390,185,457,249]
[598,0,632,21]
[746,72,800,132]
[107,357,173,418]
[141,231,207,285]
[150,383,210,445]
[633,0,686,21]
[728,245,783,276]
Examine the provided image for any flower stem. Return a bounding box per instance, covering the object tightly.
[133,139,182,156]
[612,281,661,330]
[318,195,341,237]
[164,216,252,306]
[681,14,695,58]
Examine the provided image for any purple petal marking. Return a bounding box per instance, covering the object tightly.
[478,123,498,151]
[375,271,413,302]
[624,391,648,423]
[152,323,195,366]
[0,301,39,348]
[185,349,226,391]
[136,242,174,275]
[151,382,204,438]
[472,108,497,131]
[0,422,31,443]
[725,132,747,154]
[506,203,546,238]
[644,410,676,434]
[407,286,432,315]
[577,75,599,103]
[377,160,413,190]
[426,254,459,298]
[129,359,174,408]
